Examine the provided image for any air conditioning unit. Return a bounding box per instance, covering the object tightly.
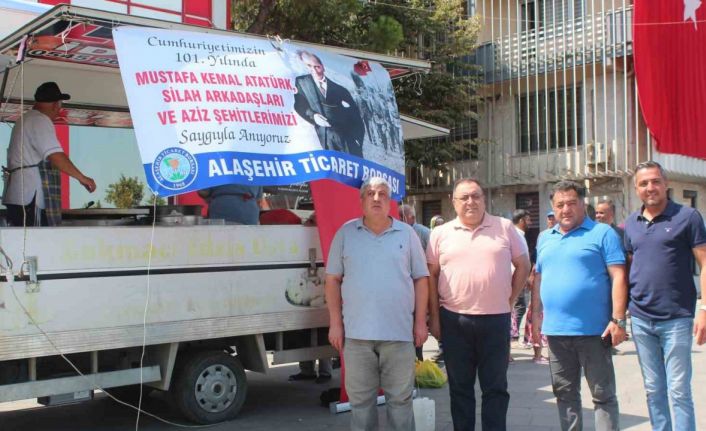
[586,140,615,170]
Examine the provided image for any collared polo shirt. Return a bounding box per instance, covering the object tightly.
[624,200,706,321]
[426,214,528,315]
[536,217,625,336]
[326,217,429,342]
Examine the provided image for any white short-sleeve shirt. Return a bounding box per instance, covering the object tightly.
[3,110,64,208]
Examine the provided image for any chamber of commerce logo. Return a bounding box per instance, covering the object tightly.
[153,147,197,190]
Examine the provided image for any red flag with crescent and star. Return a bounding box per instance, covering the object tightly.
[634,0,706,158]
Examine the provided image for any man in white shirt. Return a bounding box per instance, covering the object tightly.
[3,82,96,226]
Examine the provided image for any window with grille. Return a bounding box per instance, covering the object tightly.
[520,0,545,31]
[520,0,585,32]
[517,86,583,153]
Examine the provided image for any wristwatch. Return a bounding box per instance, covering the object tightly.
[611,317,627,329]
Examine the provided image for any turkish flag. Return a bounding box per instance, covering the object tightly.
[634,0,706,159]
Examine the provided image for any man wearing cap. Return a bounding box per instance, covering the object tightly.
[545,210,556,230]
[3,82,96,226]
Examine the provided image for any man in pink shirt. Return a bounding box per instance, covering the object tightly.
[427,178,530,431]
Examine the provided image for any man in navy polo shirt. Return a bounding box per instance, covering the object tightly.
[624,161,706,431]
[532,180,628,431]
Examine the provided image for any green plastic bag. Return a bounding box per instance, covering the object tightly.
[415,359,447,388]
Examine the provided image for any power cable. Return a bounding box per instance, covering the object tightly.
[2,53,215,428]
[136,192,158,431]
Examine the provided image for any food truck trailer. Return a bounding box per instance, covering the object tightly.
[0,5,447,424]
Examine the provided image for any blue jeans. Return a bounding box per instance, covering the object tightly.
[440,307,510,431]
[631,316,695,431]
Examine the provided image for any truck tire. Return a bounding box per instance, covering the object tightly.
[172,350,247,424]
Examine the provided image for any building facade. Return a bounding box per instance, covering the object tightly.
[406,0,706,246]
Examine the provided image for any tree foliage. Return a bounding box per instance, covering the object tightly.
[232,0,481,167]
[367,15,405,53]
[233,0,364,45]
[144,193,167,206]
[105,175,145,208]
[104,175,167,207]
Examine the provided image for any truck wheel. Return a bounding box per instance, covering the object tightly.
[172,351,247,424]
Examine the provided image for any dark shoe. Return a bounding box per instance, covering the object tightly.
[289,372,316,381]
[315,374,331,384]
[320,388,340,407]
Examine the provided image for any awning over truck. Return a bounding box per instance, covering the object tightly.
[0,4,449,140]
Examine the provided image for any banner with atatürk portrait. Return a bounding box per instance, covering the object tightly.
[113,26,405,198]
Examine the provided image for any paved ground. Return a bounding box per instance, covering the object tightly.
[1,325,705,430]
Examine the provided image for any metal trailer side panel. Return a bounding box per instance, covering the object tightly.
[0,225,329,361]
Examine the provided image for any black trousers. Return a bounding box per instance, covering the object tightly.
[441,307,511,431]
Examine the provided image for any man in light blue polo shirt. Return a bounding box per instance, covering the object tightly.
[532,181,628,431]
[325,177,429,431]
